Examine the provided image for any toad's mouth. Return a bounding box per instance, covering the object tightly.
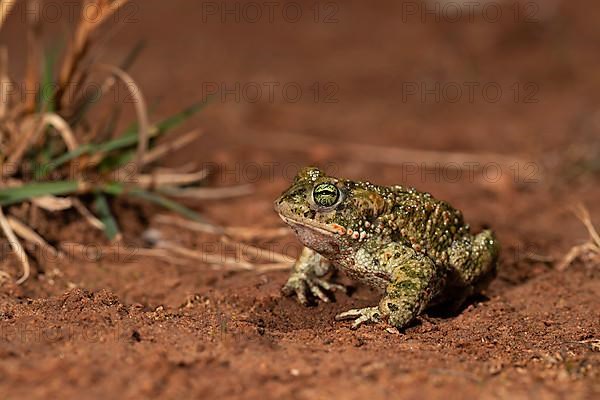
[277,214,346,236]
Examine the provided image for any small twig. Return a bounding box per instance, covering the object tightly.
[153,162,199,174]
[144,228,290,272]
[523,252,554,264]
[158,241,255,271]
[557,204,600,270]
[154,214,224,234]
[252,263,294,272]
[0,206,30,284]
[5,109,57,175]
[573,204,600,249]
[134,248,189,266]
[32,195,73,212]
[71,197,105,231]
[143,129,204,165]
[0,46,9,119]
[40,112,79,150]
[92,64,149,168]
[24,0,42,112]
[223,226,290,241]
[9,115,42,165]
[557,243,597,271]
[150,218,293,272]
[160,184,254,200]
[576,339,600,352]
[154,214,289,240]
[0,0,17,29]
[221,235,295,264]
[7,215,63,259]
[135,169,210,189]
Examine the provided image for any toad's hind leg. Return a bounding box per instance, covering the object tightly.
[336,242,444,329]
[447,229,500,302]
[379,248,444,329]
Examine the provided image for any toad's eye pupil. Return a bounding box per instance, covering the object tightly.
[313,183,340,207]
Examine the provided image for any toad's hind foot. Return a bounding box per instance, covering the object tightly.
[335,306,381,329]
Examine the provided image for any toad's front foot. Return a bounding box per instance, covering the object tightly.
[282,271,346,305]
[335,306,381,330]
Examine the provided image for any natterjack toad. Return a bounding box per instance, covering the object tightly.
[274,167,499,330]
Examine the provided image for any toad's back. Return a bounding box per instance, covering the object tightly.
[373,185,470,264]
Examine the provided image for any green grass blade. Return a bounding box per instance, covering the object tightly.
[34,47,60,160]
[115,99,209,140]
[38,136,138,178]
[38,47,58,113]
[152,100,210,134]
[94,193,120,241]
[97,100,210,172]
[0,181,79,206]
[35,145,92,179]
[98,152,135,174]
[41,100,210,178]
[130,189,204,222]
[120,40,146,70]
[100,182,204,222]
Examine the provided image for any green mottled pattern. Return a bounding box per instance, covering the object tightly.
[275,167,500,330]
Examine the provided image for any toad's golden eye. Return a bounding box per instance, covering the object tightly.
[312,183,340,208]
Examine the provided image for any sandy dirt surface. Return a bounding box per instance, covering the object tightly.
[0,0,599,399]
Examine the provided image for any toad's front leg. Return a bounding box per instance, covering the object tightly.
[282,247,346,305]
[336,242,443,330]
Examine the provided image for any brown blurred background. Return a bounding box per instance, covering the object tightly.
[2,0,599,163]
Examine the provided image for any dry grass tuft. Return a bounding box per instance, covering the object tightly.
[0,0,248,284]
[57,0,130,109]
